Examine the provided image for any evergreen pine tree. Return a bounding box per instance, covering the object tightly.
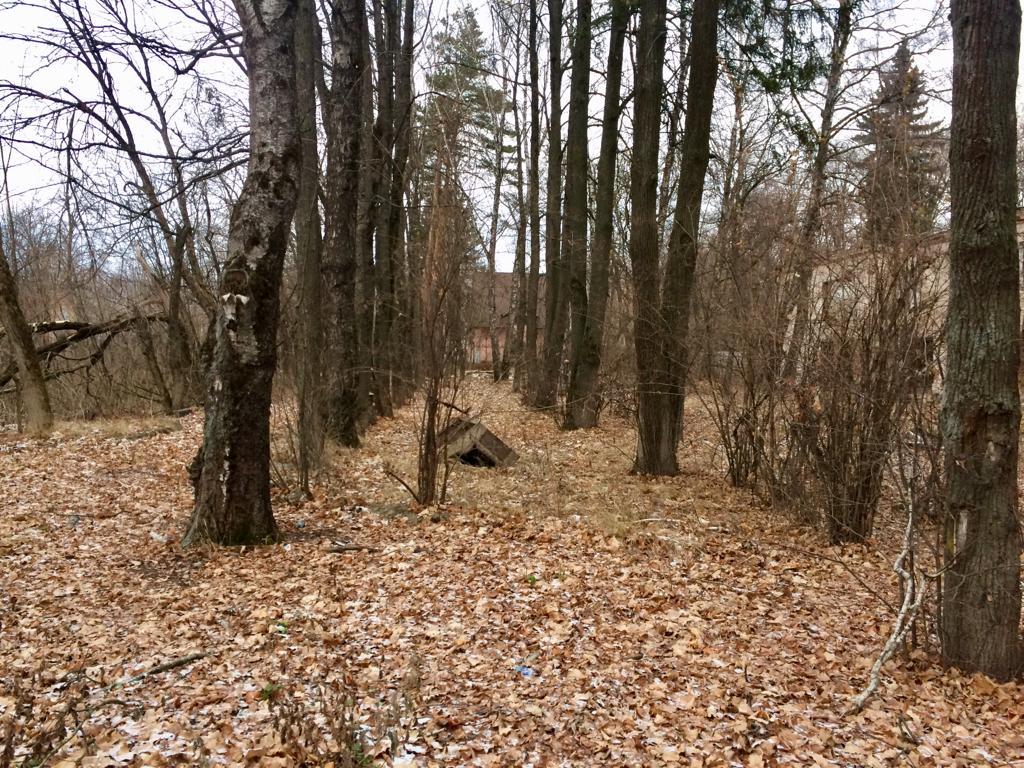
[856,39,945,247]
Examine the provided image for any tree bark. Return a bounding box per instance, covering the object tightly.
[183,0,300,547]
[564,0,627,429]
[486,97,508,381]
[632,0,719,475]
[534,0,565,409]
[0,233,52,433]
[628,0,669,470]
[295,0,325,494]
[940,0,1023,681]
[322,0,365,447]
[523,0,542,398]
[557,0,593,425]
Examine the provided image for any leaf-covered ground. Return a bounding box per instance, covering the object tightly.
[1,375,1022,767]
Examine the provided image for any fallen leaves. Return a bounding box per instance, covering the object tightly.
[1,375,1022,766]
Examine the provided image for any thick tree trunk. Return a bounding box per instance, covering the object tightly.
[295,0,324,493]
[372,0,400,413]
[628,0,669,471]
[558,0,592,425]
[322,0,365,447]
[564,0,626,429]
[534,0,564,409]
[183,0,300,547]
[0,235,52,433]
[632,0,719,475]
[940,0,1023,681]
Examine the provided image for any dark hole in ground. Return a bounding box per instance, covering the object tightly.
[457,448,496,468]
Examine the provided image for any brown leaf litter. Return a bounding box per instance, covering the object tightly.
[1,374,1022,766]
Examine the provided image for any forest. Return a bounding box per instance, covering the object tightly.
[0,0,1022,764]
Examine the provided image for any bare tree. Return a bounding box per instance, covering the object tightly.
[564,0,628,429]
[0,230,52,432]
[183,0,300,547]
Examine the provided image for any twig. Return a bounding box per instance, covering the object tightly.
[328,543,381,554]
[106,652,207,690]
[762,540,898,614]
[383,463,421,504]
[847,508,925,714]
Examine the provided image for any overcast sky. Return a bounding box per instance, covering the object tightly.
[0,0,1013,271]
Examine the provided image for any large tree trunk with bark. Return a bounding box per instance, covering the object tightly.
[628,0,668,471]
[631,0,719,475]
[558,0,592,426]
[322,0,365,447]
[183,0,300,547]
[940,0,1023,681]
[564,0,626,429]
[0,235,52,433]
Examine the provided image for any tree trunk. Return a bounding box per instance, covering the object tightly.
[322,0,365,447]
[628,0,669,471]
[631,0,719,475]
[508,75,528,387]
[564,0,626,429]
[486,102,507,382]
[940,0,1023,681]
[524,0,542,398]
[557,0,592,425]
[782,0,853,381]
[534,0,565,409]
[295,0,324,494]
[390,0,416,401]
[0,234,52,433]
[183,0,300,547]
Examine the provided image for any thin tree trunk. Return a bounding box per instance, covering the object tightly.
[535,0,565,409]
[295,0,324,494]
[524,0,542,398]
[782,0,853,380]
[0,233,52,433]
[940,0,1023,681]
[486,104,507,381]
[166,233,193,410]
[565,0,626,429]
[508,73,528,386]
[183,0,300,547]
[390,0,415,401]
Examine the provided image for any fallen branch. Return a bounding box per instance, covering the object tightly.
[106,652,207,691]
[762,540,898,614]
[329,543,381,554]
[383,462,421,504]
[847,507,924,714]
[0,313,167,389]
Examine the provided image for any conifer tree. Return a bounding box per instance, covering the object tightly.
[856,39,945,247]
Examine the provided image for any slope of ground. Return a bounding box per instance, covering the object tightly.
[1,375,1022,767]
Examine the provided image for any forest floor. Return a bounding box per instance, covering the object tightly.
[1,374,1022,768]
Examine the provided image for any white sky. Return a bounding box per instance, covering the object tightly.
[0,0,1013,272]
